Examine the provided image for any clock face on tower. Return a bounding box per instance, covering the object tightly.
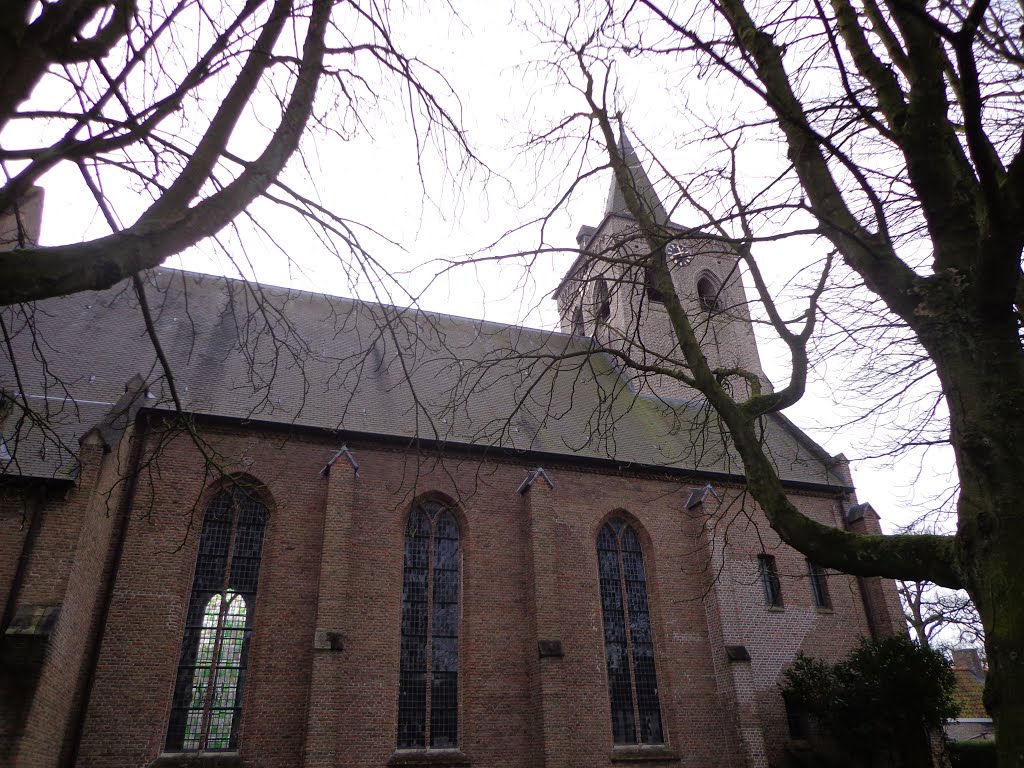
[665,240,695,266]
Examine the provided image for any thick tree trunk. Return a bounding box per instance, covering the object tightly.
[958,477,1024,768]
[975,589,1024,768]
[923,289,1024,768]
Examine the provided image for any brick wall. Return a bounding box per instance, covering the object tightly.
[48,420,887,768]
[1,486,45,765]
[8,427,142,768]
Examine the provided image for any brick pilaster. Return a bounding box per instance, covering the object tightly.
[303,458,358,767]
[520,470,568,768]
[695,497,768,768]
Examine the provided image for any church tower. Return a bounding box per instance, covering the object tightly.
[553,134,767,403]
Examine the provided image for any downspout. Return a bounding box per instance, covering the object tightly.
[60,412,149,768]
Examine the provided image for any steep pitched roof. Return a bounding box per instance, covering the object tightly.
[604,131,668,224]
[1,269,846,488]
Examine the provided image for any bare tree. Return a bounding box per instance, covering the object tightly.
[899,579,984,650]
[510,0,1024,762]
[0,0,467,305]
[0,0,472,489]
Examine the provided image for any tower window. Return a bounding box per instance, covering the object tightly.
[758,554,783,608]
[697,275,724,312]
[594,278,611,322]
[398,500,460,750]
[166,485,267,752]
[597,518,663,746]
[572,305,585,336]
[645,266,665,303]
[807,560,832,609]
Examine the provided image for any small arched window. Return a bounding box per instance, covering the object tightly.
[594,277,611,322]
[572,305,585,336]
[166,485,267,752]
[597,518,663,745]
[398,500,460,750]
[697,274,724,312]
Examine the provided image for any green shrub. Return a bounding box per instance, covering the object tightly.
[783,635,959,768]
[948,741,997,768]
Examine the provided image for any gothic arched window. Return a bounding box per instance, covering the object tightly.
[397,500,460,750]
[597,518,664,745]
[166,485,267,752]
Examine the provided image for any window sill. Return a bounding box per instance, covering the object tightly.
[149,753,242,768]
[610,745,681,763]
[388,749,471,767]
[815,606,834,614]
[766,605,785,612]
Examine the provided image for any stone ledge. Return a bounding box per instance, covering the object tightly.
[610,745,681,763]
[149,753,243,768]
[388,748,472,767]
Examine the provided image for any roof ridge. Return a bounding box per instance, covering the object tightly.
[151,266,567,340]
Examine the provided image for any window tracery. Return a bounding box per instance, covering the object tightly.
[166,485,267,752]
[597,518,663,745]
[398,500,460,750]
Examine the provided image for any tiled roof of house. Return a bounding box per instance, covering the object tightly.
[952,668,988,719]
[1,269,847,487]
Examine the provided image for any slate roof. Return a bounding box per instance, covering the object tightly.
[0,268,847,488]
[604,132,669,225]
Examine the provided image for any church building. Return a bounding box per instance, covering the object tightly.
[0,141,902,768]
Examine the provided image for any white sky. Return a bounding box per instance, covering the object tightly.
[17,0,958,535]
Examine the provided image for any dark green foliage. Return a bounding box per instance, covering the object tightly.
[948,742,997,768]
[783,635,959,768]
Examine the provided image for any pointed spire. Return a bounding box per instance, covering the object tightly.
[604,127,668,224]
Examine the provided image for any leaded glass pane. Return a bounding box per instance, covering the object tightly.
[598,523,636,745]
[621,527,662,743]
[597,519,663,746]
[397,502,460,750]
[166,486,266,752]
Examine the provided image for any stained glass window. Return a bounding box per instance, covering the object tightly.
[597,518,663,745]
[166,485,267,752]
[397,500,460,750]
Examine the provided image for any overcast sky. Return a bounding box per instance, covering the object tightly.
[20,0,957,535]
